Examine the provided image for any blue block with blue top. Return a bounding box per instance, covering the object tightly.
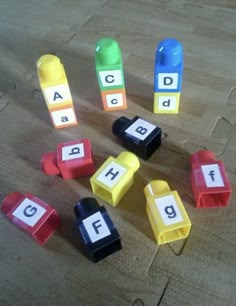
[154,38,183,93]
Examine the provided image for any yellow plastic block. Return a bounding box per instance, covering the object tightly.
[90,152,140,206]
[36,54,76,112]
[153,92,180,114]
[144,180,191,244]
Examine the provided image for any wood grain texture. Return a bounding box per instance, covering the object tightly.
[0,0,236,305]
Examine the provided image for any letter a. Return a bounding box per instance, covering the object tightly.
[61,116,69,123]
[53,91,63,101]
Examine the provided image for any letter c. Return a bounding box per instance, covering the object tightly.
[105,75,114,83]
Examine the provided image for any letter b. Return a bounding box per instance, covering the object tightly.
[135,126,148,135]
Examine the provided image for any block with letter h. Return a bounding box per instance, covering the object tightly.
[74,197,122,262]
[95,38,127,111]
[112,116,162,160]
[1,192,60,245]
[90,152,140,206]
[153,38,183,114]
[144,180,191,244]
[41,139,95,179]
[190,150,232,208]
[36,54,78,128]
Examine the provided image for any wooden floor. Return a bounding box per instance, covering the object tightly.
[0,1,236,305]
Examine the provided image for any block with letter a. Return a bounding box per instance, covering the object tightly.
[36,54,78,128]
[41,138,95,179]
[190,150,232,208]
[1,192,60,245]
[74,197,121,262]
[90,151,140,206]
[144,180,191,244]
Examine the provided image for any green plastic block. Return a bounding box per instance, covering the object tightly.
[95,38,125,91]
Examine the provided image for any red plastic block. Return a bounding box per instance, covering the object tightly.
[190,150,232,208]
[41,139,95,179]
[1,192,60,245]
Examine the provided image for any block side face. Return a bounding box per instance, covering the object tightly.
[154,92,180,114]
[101,88,127,111]
[49,106,78,128]
[146,202,160,244]
[154,65,183,92]
[96,64,125,90]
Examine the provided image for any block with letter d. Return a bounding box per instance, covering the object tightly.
[112,116,162,160]
[153,38,183,114]
[41,138,95,179]
[90,152,140,206]
[1,192,60,245]
[74,197,122,262]
[144,180,191,244]
[95,38,127,111]
[190,150,232,208]
[36,54,78,128]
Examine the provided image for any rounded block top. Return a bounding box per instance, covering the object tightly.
[41,151,60,176]
[190,150,216,165]
[1,192,23,214]
[95,38,121,65]
[144,180,170,199]
[112,116,130,136]
[156,38,183,66]
[117,151,140,172]
[36,54,63,82]
[74,197,99,218]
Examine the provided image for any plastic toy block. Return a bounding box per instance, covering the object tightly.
[113,116,162,160]
[74,197,122,262]
[154,38,183,93]
[190,150,232,208]
[90,151,140,206]
[154,92,180,114]
[41,139,95,179]
[1,192,60,245]
[101,88,127,111]
[36,54,78,127]
[95,38,126,92]
[144,180,191,245]
[49,105,77,129]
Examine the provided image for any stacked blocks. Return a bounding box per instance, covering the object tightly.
[144,180,191,244]
[41,139,95,179]
[36,54,78,128]
[113,116,162,160]
[1,192,60,245]
[190,150,232,208]
[95,38,127,111]
[90,152,140,206]
[153,38,183,114]
[74,197,121,262]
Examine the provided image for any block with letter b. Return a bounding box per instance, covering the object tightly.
[90,152,140,206]
[1,192,60,245]
[36,54,78,128]
[190,150,232,208]
[41,138,95,179]
[112,116,162,160]
[144,180,191,244]
[74,197,122,262]
[154,92,180,114]
[154,38,183,92]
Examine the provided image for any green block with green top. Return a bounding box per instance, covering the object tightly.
[95,38,125,91]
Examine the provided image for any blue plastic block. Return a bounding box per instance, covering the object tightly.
[154,38,183,93]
